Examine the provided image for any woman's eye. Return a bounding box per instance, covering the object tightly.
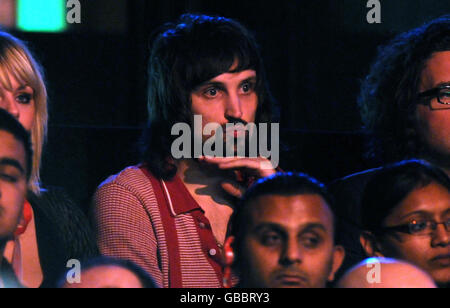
[16,93,32,104]
[409,220,428,233]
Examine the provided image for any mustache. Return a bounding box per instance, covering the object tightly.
[271,268,310,283]
[226,118,248,126]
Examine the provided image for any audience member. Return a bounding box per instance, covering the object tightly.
[94,14,278,288]
[330,15,450,276]
[0,31,98,287]
[0,109,32,288]
[59,257,157,288]
[359,160,450,288]
[337,257,436,288]
[224,172,345,288]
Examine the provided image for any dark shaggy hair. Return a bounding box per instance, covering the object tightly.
[359,15,450,164]
[0,108,33,180]
[361,159,450,234]
[228,172,336,267]
[141,14,277,180]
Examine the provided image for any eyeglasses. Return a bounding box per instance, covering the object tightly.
[380,218,450,236]
[417,85,450,110]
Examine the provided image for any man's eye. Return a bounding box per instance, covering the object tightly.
[16,93,32,104]
[301,235,321,248]
[260,233,282,246]
[204,87,219,98]
[241,82,255,94]
[0,173,18,183]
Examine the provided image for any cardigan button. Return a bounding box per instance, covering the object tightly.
[209,249,217,256]
[199,222,207,229]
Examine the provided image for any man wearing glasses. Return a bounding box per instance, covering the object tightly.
[330,15,450,280]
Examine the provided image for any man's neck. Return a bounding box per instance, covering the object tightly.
[177,158,236,206]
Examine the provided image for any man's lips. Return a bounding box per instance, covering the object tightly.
[430,254,450,267]
[273,273,309,287]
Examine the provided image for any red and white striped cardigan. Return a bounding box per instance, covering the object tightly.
[93,165,224,288]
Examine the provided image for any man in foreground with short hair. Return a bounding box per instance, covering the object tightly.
[224,172,345,288]
[0,109,33,288]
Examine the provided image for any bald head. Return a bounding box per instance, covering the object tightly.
[337,258,437,288]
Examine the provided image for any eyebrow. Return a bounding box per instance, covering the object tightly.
[0,158,25,175]
[399,210,437,221]
[431,81,450,88]
[195,76,257,91]
[252,222,328,234]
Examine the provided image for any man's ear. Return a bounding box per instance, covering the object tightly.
[360,231,384,257]
[224,236,235,266]
[328,245,345,282]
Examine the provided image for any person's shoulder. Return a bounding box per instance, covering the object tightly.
[95,165,157,199]
[98,165,149,189]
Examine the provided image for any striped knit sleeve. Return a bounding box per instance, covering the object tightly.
[92,181,163,287]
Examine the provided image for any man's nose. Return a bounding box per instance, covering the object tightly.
[225,93,243,120]
[280,238,303,266]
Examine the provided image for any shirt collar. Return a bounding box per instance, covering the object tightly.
[163,175,202,216]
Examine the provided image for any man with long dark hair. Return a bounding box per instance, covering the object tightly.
[94,14,279,288]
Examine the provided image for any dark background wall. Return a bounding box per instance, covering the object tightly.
[9,0,450,211]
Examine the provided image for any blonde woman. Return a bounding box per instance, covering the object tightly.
[0,31,97,288]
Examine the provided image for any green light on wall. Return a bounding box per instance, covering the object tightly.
[17,0,67,32]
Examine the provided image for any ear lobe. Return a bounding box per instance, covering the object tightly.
[224,236,235,266]
[360,231,384,257]
[328,245,345,282]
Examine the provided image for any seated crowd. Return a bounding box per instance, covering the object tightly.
[0,13,449,288]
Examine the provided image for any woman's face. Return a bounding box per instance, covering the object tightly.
[0,73,36,131]
[379,182,450,286]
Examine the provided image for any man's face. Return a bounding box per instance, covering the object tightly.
[416,51,450,166]
[238,194,344,288]
[380,182,450,287]
[190,69,258,147]
[0,130,27,245]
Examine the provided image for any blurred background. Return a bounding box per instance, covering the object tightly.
[1,0,449,211]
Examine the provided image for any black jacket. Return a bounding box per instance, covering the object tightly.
[28,188,99,288]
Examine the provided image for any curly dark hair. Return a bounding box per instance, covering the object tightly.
[359,15,450,164]
[141,14,277,180]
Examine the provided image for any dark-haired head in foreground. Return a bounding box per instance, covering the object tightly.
[0,109,32,287]
[60,256,157,288]
[141,13,277,180]
[360,160,450,288]
[359,15,450,174]
[225,172,345,288]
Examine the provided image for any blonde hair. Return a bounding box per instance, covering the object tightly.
[0,32,48,194]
